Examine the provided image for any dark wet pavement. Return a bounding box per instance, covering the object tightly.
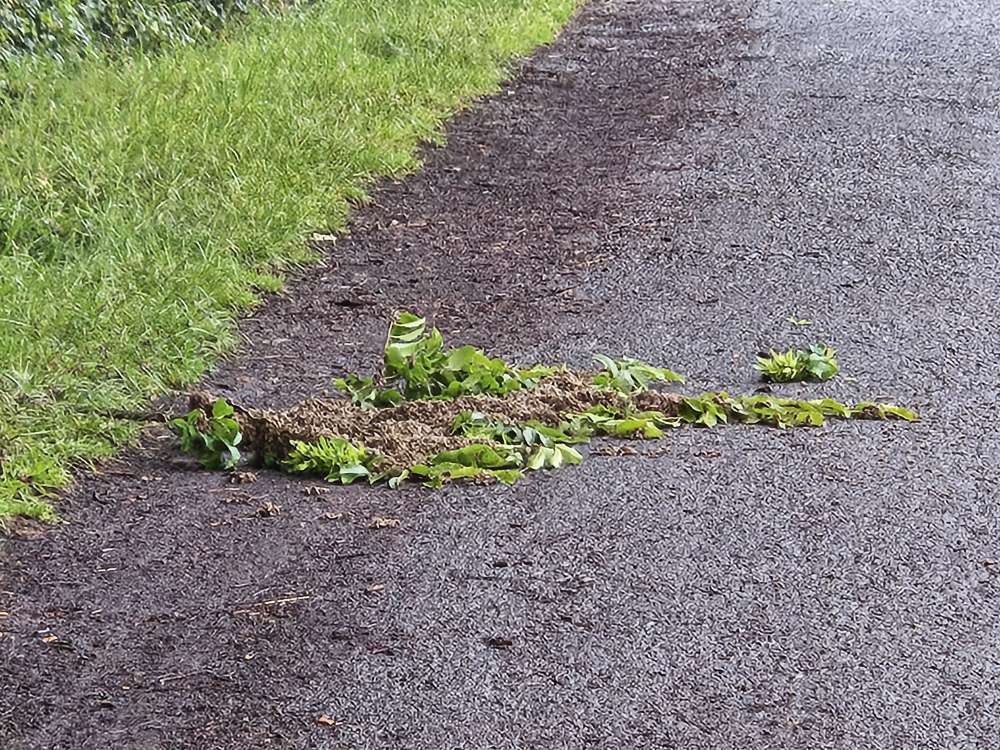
[3,0,1000,747]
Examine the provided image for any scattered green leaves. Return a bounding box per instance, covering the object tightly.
[679,395,730,428]
[408,462,524,488]
[755,344,839,382]
[592,355,685,394]
[332,373,403,410]
[431,443,521,469]
[688,393,919,429]
[170,398,242,469]
[407,439,582,488]
[729,394,831,428]
[525,444,583,470]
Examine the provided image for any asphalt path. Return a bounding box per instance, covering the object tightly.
[3,0,1000,747]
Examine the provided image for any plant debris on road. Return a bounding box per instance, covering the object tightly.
[173,313,917,489]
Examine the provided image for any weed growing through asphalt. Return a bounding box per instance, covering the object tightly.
[755,344,839,382]
[172,312,919,489]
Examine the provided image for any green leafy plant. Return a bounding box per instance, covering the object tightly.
[170,397,242,469]
[678,394,731,428]
[282,436,375,485]
[755,344,839,382]
[408,443,524,488]
[592,355,685,394]
[336,312,556,407]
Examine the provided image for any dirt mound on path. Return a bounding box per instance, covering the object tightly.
[191,371,682,471]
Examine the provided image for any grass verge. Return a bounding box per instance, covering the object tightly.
[0,0,579,521]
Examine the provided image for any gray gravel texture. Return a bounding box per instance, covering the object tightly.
[3,0,1000,748]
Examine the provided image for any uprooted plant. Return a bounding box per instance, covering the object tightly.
[171,311,918,488]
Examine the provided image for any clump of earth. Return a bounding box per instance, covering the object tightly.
[189,371,685,472]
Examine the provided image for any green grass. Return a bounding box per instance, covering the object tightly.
[0,0,579,521]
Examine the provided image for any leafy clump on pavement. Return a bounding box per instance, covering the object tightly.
[172,311,918,489]
[409,444,529,488]
[755,344,839,382]
[282,437,377,485]
[565,405,671,438]
[335,312,555,408]
[170,397,243,470]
